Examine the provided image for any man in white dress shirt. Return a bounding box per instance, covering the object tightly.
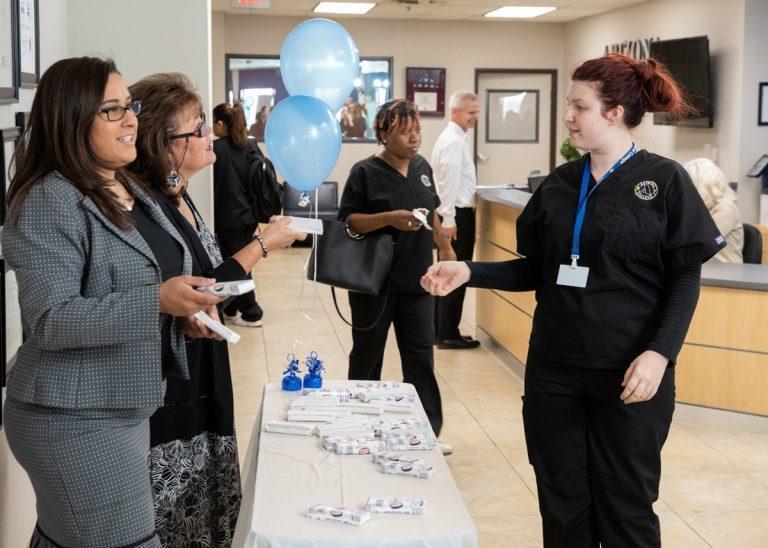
[431,91,481,349]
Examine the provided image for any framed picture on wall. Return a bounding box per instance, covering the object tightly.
[225,54,394,143]
[406,67,445,118]
[485,89,539,143]
[759,82,768,126]
[1,126,21,391]
[0,0,18,103]
[18,0,39,87]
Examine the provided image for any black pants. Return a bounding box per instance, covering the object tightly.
[348,290,443,436]
[522,353,675,548]
[215,224,263,321]
[437,207,476,340]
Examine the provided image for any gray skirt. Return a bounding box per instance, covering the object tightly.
[4,398,162,548]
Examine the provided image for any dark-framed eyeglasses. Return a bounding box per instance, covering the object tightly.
[99,100,142,122]
[169,114,207,141]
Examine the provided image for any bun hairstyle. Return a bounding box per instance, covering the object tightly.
[572,53,694,128]
[212,102,249,149]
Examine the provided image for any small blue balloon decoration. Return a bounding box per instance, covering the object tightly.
[265,95,342,194]
[280,18,360,113]
[303,351,325,389]
[282,354,303,392]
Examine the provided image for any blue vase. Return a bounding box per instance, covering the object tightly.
[282,375,302,391]
[303,373,323,389]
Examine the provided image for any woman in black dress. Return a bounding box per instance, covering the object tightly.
[129,73,305,546]
[339,99,456,442]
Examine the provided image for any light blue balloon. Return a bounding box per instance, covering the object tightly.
[265,95,342,193]
[280,18,360,113]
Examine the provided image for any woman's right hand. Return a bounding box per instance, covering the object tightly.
[388,210,422,232]
[421,261,471,296]
[261,216,307,250]
[159,275,224,316]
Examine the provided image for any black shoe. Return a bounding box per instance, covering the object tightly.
[437,338,481,350]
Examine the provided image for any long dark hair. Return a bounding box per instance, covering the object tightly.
[213,102,248,149]
[7,56,139,229]
[128,73,204,203]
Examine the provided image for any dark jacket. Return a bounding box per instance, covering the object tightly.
[213,136,258,232]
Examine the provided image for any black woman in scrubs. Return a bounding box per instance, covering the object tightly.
[421,54,725,546]
[339,99,456,442]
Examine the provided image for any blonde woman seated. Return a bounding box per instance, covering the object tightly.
[684,157,743,263]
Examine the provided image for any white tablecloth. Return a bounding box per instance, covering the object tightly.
[233,381,478,548]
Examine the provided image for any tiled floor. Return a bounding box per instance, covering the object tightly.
[228,248,768,548]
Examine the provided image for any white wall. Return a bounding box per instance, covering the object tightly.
[0,2,69,544]
[738,0,768,222]
[213,14,567,194]
[564,0,754,219]
[67,0,215,225]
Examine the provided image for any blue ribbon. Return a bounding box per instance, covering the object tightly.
[570,144,637,265]
[283,353,301,377]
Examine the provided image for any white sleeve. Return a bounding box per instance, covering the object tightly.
[434,140,464,228]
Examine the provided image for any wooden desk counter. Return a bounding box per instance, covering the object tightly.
[475,191,768,417]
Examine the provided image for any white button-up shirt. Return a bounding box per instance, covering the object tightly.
[430,122,476,228]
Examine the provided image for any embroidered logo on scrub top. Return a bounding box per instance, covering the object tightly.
[634,180,658,201]
[420,175,432,187]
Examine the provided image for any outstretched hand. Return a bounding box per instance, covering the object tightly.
[420,261,471,296]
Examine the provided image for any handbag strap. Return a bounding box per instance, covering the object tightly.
[331,285,390,332]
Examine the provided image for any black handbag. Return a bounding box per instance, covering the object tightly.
[307,219,394,330]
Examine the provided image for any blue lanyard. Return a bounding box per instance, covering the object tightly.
[570,143,637,266]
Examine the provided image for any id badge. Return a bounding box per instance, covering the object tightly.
[556,264,589,288]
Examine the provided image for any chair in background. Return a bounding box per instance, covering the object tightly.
[742,223,763,264]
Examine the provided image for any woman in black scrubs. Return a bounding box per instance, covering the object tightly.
[422,54,725,547]
[339,99,456,439]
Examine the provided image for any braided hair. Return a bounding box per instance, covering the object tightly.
[373,99,420,145]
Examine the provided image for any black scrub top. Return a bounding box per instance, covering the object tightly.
[339,154,439,294]
[519,149,725,369]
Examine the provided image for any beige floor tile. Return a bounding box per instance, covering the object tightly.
[657,508,710,547]
[679,422,768,446]
[711,443,768,473]
[752,473,768,488]
[680,510,768,547]
[474,515,543,547]
[660,474,768,511]
[661,441,736,475]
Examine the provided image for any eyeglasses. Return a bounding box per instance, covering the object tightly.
[99,100,142,122]
[169,114,207,141]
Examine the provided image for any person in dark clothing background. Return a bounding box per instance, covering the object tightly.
[212,102,265,327]
[422,54,726,547]
[339,99,456,454]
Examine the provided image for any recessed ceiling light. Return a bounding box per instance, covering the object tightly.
[484,6,556,19]
[313,2,376,15]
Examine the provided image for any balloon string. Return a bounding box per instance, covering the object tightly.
[296,189,321,352]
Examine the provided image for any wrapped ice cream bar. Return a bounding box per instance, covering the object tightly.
[380,402,414,414]
[356,381,401,390]
[331,414,370,426]
[333,440,388,455]
[377,418,432,432]
[380,461,436,478]
[307,504,371,526]
[317,427,374,441]
[286,409,351,422]
[358,391,417,404]
[321,433,376,450]
[301,388,352,402]
[291,396,342,407]
[383,430,437,443]
[264,421,315,436]
[371,451,424,465]
[385,436,438,451]
[366,497,426,515]
[345,402,384,415]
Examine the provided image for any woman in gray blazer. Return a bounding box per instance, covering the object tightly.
[2,57,223,547]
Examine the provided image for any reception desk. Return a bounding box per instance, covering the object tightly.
[475,188,768,417]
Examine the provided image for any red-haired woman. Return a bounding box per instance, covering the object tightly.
[339,99,455,446]
[421,54,725,546]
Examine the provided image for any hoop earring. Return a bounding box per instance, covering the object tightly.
[166,170,183,189]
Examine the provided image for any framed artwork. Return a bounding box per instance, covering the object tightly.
[0,0,18,103]
[1,126,21,391]
[485,89,539,143]
[406,67,445,118]
[0,125,17,225]
[225,54,394,143]
[759,83,768,126]
[18,0,38,87]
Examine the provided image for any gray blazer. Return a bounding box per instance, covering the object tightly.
[1,171,192,409]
